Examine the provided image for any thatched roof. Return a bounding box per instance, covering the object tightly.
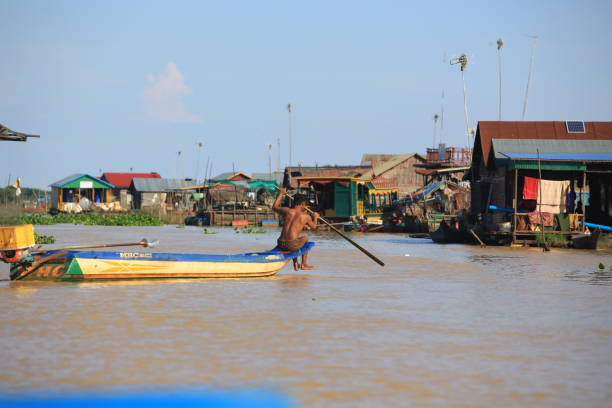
[0,123,40,142]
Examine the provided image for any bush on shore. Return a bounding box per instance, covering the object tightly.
[19,213,164,227]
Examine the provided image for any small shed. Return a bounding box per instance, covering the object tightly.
[130,178,200,210]
[50,174,114,212]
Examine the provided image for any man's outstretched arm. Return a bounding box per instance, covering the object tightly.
[272,188,289,215]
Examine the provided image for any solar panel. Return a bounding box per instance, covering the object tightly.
[566,121,585,133]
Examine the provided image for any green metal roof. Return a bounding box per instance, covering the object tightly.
[50,174,114,189]
[508,161,586,171]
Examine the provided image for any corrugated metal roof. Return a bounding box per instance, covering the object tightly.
[251,172,284,184]
[503,153,612,161]
[286,166,371,177]
[131,178,199,192]
[101,172,161,188]
[492,139,612,160]
[211,172,252,181]
[477,121,612,166]
[362,154,423,178]
[50,174,114,188]
[284,166,371,188]
[211,172,234,180]
[361,153,424,167]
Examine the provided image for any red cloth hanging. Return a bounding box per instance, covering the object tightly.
[523,176,539,200]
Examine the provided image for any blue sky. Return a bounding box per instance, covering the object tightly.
[1,0,611,188]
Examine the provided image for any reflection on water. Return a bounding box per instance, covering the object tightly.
[0,225,611,407]
[564,268,612,286]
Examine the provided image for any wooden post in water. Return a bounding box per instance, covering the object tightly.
[582,170,587,232]
[513,167,518,244]
[537,149,549,252]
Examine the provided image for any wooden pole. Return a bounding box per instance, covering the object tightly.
[304,205,385,266]
[582,170,587,232]
[537,149,550,252]
[470,229,486,247]
[513,167,518,243]
[33,239,157,254]
[278,188,384,266]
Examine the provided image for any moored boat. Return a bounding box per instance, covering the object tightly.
[571,228,600,250]
[429,220,465,244]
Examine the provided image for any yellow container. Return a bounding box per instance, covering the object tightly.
[0,224,36,251]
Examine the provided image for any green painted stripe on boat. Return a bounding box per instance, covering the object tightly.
[62,258,84,280]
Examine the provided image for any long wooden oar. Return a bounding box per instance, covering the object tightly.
[32,239,158,254]
[304,206,384,266]
[278,190,384,266]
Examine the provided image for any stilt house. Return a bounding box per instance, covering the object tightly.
[469,121,612,239]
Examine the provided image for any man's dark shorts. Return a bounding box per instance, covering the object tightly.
[277,236,308,252]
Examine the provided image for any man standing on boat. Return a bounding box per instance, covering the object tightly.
[273,188,318,270]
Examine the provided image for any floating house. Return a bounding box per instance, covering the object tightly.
[294,176,398,221]
[50,174,114,212]
[414,144,472,185]
[100,172,161,209]
[130,178,200,210]
[209,171,282,206]
[283,165,372,189]
[468,121,612,243]
[360,153,426,195]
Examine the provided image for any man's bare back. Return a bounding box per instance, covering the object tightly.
[272,188,318,270]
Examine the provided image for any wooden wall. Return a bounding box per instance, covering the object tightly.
[374,156,425,195]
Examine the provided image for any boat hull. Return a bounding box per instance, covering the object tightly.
[571,229,600,250]
[10,242,314,281]
[429,220,465,244]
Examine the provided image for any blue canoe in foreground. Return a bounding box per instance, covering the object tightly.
[9,242,315,281]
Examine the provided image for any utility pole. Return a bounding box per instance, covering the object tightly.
[268,144,273,180]
[522,36,538,120]
[176,151,182,179]
[432,114,439,147]
[287,103,293,167]
[195,141,203,183]
[450,54,471,146]
[497,38,504,120]
[277,135,281,172]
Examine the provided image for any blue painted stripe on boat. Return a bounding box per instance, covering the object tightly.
[68,241,315,263]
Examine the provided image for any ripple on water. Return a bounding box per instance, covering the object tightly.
[0,225,611,407]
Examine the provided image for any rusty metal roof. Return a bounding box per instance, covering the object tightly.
[284,166,371,187]
[101,172,161,188]
[477,121,612,166]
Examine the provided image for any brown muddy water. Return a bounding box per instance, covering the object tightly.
[1,225,611,407]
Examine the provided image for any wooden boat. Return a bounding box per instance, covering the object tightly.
[8,242,315,281]
[429,220,465,244]
[571,228,600,250]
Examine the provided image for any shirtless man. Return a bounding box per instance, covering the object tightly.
[272,188,318,270]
